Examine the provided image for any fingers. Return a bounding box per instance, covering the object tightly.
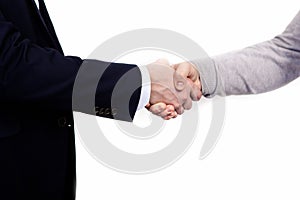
[162,89,184,114]
[164,110,178,120]
[183,96,192,110]
[173,62,202,102]
[149,102,167,114]
[189,79,202,101]
[174,103,185,115]
[173,62,201,96]
[173,62,191,81]
[147,59,201,120]
[159,105,176,118]
[161,89,184,115]
[173,62,200,83]
[145,103,151,109]
[181,80,193,110]
[148,103,178,120]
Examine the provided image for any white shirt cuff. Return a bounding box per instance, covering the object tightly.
[137,65,151,110]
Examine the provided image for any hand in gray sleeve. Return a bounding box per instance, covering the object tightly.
[195,11,300,97]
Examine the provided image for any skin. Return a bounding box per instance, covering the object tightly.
[147,61,202,120]
[146,60,197,115]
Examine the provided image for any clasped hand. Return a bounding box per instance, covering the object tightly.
[146,59,202,120]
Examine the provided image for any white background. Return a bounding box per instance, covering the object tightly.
[45,0,300,199]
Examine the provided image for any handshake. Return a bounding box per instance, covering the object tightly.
[145,59,202,120]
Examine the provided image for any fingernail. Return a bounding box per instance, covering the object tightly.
[198,94,202,100]
[176,81,184,88]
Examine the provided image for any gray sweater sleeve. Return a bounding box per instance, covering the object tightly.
[194,11,300,97]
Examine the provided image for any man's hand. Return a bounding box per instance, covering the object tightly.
[146,60,194,115]
[173,62,202,100]
[147,61,202,120]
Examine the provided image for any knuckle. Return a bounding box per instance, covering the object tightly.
[181,95,188,103]
[185,104,192,110]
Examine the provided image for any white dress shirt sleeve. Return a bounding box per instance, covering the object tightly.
[136,65,151,110]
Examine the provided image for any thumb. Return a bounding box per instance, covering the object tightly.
[173,63,190,78]
[172,63,190,91]
[173,71,187,91]
[173,62,199,83]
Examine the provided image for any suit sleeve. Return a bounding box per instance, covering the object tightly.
[194,11,300,97]
[0,10,142,121]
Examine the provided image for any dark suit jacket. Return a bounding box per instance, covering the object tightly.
[0,0,142,138]
[0,0,142,199]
